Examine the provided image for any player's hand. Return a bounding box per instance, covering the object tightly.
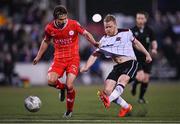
[145,54,152,63]
[94,42,100,48]
[80,66,88,73]
[151,49,157,57]
[33,56,40,65]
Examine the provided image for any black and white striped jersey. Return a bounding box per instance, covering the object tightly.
[97,29,136,59]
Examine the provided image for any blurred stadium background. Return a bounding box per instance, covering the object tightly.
[0,0,180,123]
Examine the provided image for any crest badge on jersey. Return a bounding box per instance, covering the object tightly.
[135,32,139,36]
[69,30,74,36]
[146,37,150,43]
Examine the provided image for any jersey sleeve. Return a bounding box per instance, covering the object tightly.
[44,25,52,41]
[75,21,85,35]
[128,29,135,42]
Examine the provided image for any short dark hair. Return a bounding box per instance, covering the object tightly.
[53,5,68,19]
[136,11,149,19]
[103,14,116,23]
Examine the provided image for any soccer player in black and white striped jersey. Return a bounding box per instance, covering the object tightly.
[80,14,152,117]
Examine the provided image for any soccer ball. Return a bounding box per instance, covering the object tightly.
[24,96,42,112]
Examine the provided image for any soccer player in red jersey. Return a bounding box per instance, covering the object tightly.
[33,5,99,118]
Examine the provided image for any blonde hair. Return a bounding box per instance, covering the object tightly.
[104,14,116,23]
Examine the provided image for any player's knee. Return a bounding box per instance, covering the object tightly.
[47,72,59,85]
[47,77,57,85]
[136,71,145,82]
[136,76,144,82]
[143,74,150,83]
[66,84,73,90]
[118,75,130,85]
[136,74,144,82]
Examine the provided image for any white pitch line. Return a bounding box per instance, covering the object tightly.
[0,119,180,123]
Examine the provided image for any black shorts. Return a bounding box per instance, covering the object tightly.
[106,60,138,82]
[138,61,152,74]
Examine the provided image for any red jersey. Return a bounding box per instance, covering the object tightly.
[44,19,85,61]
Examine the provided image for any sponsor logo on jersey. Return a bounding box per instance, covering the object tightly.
[54,38,73,45]
[116,37,121,41]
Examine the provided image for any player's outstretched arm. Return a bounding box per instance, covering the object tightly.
[133,39,152,63]
[83,30,99,48]
[80,51,100,73]
[33,39,50,65]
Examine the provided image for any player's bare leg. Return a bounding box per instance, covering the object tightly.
[97,79,115,108]
[131,70,144,96]
[109,75,132,117]
[104,79,116,96]
[47,72,66,101]
[139,73,149,104]
[63,73,76,118]
[98,75,132,116]
[109,74,130,102]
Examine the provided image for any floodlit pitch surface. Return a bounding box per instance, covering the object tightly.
[0,82,180,123]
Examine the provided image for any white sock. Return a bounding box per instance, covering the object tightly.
[109,84,124,102]
[113,96,129,109]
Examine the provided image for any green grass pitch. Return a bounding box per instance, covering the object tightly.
[0,82,180,123]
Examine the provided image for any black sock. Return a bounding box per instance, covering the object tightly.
[139,83,148,99]
[132,79,140,91]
